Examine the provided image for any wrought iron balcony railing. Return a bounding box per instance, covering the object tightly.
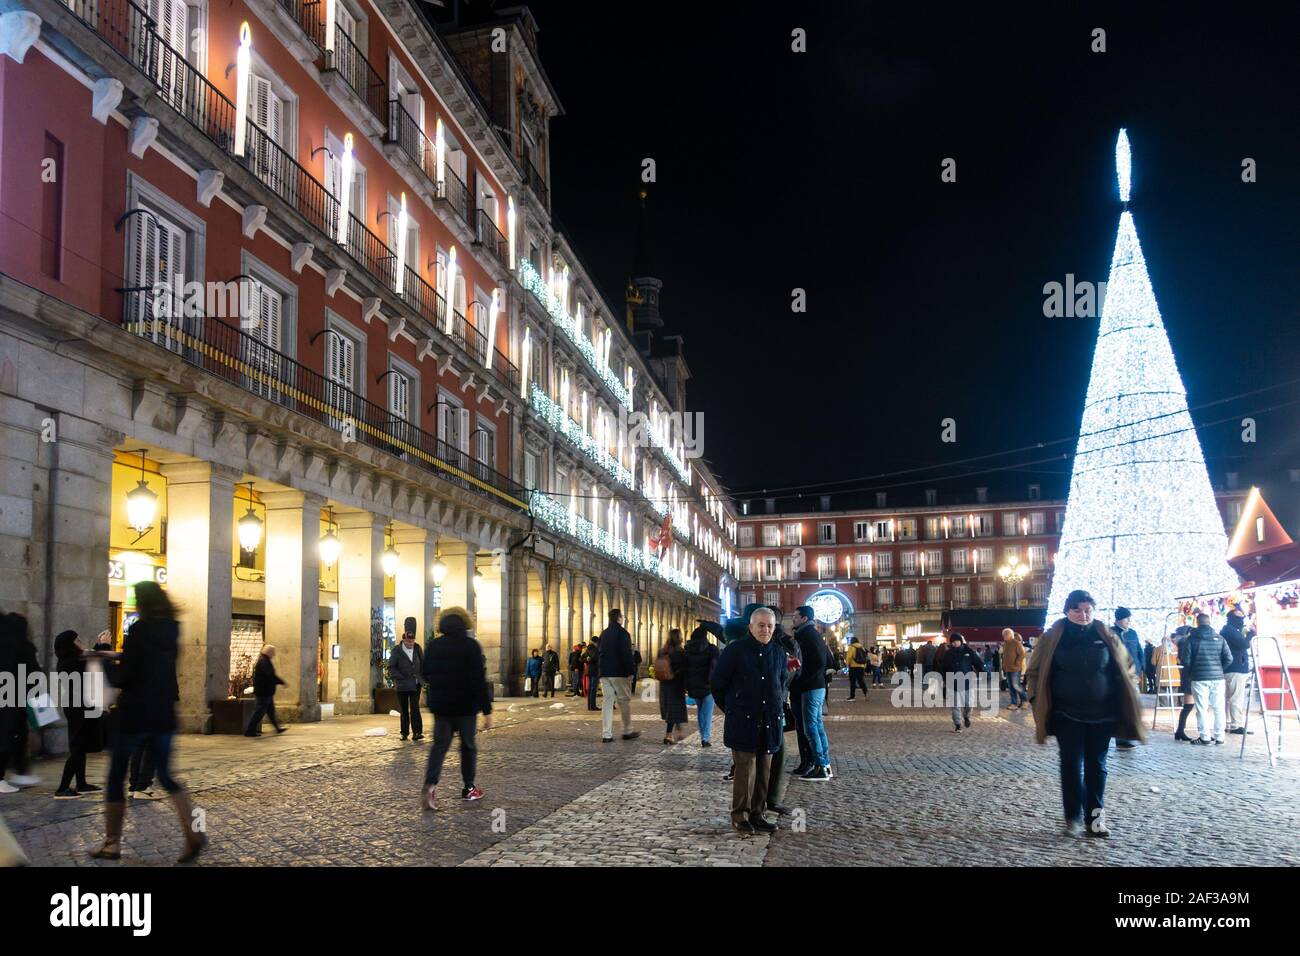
[524,159,548,206]
[319,23,388,122]
[117,289,527,509]
[474,208,508,270]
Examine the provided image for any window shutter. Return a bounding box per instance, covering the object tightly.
[458,408,470,454]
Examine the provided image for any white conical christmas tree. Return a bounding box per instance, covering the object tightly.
[1045,130,1237,639]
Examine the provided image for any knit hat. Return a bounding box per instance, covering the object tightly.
[1064,589,1095,611]
[438,605,474,634]
[1114,607,1132,621]
[1227,608,1245,620]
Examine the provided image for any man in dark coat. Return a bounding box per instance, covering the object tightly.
[790,606,831,779]
[583,637,600,710]
[710,607,786,834]
[1221,609,1253,735]
[541,643,561,698]
[939,632,984,732]
[421,607,493,808]
[567,643,585,697]
[598,610,640,742]
[389,617,424,740]
[244,645,288,736]
[1182,613,1234,745]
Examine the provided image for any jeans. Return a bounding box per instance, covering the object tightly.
[871,666,884,686]
[789,689,812,767]
[586,671,599,710]
[1191,679,1226,741]
[129,745,155,791]
[847,669,870,698]
[801,688,829,766]
[949,680,972,726]
[397,690,423,737]
[107,732,180,802]
[695,693,715,743]
[1052,715,1111,827]
[1006,671,1028,706]
[245,695,283,734]
[527,674,541,697]
[569,668,581,694]
[424,714,477,789]
[601,677,633,738]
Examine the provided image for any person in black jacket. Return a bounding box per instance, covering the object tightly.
[583,637,600,710]
[567,643,584,696]
[389,618,424,740]
[420,607,493,809]
[52,631,104,798]
[790,606,831,781]
[711,607,786,834]
[940,632,985,732]
[1182,613,1234,745]
[541,643,561,698]
[597,610,640,742]
[1221,610,1253,735]
[684,624,720,746]
[244,645,288,737]
[0,613,40,791]
[92,582,204,863]
[657,629,689,743]
[630,646,643,694]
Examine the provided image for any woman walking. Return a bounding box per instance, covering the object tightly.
[53,631,104,798]
[684,625,720,746]
[245,645,288,736]
[656,628,689,743]
[91,582,206,862]
[1026,590,1144,839]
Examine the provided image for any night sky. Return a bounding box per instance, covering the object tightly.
[524,2,1300,497]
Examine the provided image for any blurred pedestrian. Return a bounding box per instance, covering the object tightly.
[583,636,600,711]
[52,631,104,798]
[1182,613,1232,746]
[0,613,40,792]
[1221,610,1253,735]
[940,632,984,732]
[92,582,205,862]
[567,643,584,696]
[525,649,543,697]
[1001,629,1029,709]
[598,610,639,743]
[656,628,689,744]
[420,607,493,809]
[244,644,287,737]
[1112,607,1143,750]
[684,624,719,746]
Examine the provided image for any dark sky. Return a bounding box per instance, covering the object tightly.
[524,1,1300,497]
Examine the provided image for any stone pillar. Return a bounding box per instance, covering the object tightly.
[337,510,382,715]
[509,551,530,688]
[476,555,507,695]
[162,461,238,733]
[393,527,435,643]
[438,538,476,618]
[262,490,323,723]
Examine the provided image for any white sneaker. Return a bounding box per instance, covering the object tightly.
[0,781,19,794]
[1065,819,1085,837]
[8,774,39,787]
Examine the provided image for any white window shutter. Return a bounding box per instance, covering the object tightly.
[458,407,469,453]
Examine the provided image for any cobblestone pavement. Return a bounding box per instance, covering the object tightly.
[4,683,1298,867]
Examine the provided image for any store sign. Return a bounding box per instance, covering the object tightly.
[807,589,851,625]
[108,557,167,585]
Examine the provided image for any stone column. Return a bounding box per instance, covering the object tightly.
[438,538,476,618]
[509,551,530,688]
[162,461,238,733]
[393,527,434,643]
[336,510,382,716]
[476,555,506,695]
[262,490,324,723]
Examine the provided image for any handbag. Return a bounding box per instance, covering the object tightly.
[553,673,564,690]
[524,677,533,692]
[653,653,675,681]
[25,693,59,730]
[782,701,796,733]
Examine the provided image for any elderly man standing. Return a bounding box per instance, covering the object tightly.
[710,607,787,834]
[598,609,641,743]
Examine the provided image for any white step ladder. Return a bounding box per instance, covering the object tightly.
[1151,637,1185,729]
[1239,635,1300,767]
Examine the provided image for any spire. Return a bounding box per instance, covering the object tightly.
[628,188,663,332]
[1045,131,1237,639]
[632,189,656,278]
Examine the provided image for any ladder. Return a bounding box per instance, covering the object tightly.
[1239,635,1300,767]
[1151,637,1184,729]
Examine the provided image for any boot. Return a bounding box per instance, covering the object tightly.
[170,789,207,863]
[90,802,125,860]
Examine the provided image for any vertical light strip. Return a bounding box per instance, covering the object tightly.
[485,287,500,370]
[234,23,251,157]
[443,245,457,333]
[506,195,516,269]
[394,193,408,295]
[325,0,336,53]
[435,118,446,190]
[520,326,530,399]
[336,133,354,245]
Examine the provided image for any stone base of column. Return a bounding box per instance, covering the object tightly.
[334,697,375,717]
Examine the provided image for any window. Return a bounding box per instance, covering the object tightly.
[387,53,424,135]
[1056,511,1065,533]
[765,498,776,514]
[875,492,887,508]
[763,557,780,579]
[817,555,834,577]
[1002,512,1020,536]
[977,546,994,569]
[819,522,836,544]
[979,583,995,604]
[1004,546,1020,564]
[877,587,893,607]
[739,558,755,581]
[875,519,891,540]
[926,549,943,574]
[740,591,756,608]
[925,517,941,539]
[762,525,780,547]
[524,449,539,491]
[125,197,192,353]
[1028,483,1041,500]
[900,552,917,575]
[950,548,967,573]
[950,514,968,537]
[437,393,469,453]
[250,72,288,180]
[925,489,937,506]
[898,519,917,540]
[854,520,869,542]
[953,584,970,606]
[784,522,802,546]
[387,193,419,284]
[855,553,871,577]
[1028,545,1046,569]
[473,421,496,470]
[738,526,754,547]
[876,552,893,576]
[763,591,780,609]
[976,487,988,504]
[927,584,944,606]
[974,514,994,537]
[325,128,366,235]
[902,586,918,607]
[1030,511,1045,534]
[239,256,296,404]
[555,470,569,498]
[324,317,361,428]
[1031,582,1047,603]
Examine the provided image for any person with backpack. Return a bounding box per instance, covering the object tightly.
[541,644,561,698]
[844,636,870,700]
[525,649,543,697]
[656,628,689,744]
[684,624,720,746]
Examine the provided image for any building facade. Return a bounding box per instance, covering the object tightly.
[0,0,736,730]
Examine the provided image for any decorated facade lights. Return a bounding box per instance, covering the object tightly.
[506,195,516,268]
[393,192,409,295]
[435,118,445,188]
[234,23,251,158]
[336,133,355,245]
[519,326,530,399]
[442,245,458,333]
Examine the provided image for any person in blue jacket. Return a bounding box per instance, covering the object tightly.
[525,649,543,697]
[710,606,786,835]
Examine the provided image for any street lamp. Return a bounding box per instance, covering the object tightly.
[124,449,157,536]
[381,523,400,578]
[237,482,263,554]
[998,559,1029,606]
[318,507,341,567]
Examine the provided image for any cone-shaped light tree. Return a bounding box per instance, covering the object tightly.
[1045,130,1238,639]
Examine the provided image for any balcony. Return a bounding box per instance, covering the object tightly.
[117,290,527,509]
[524,159,548,207]
[318,23,387,127]
[435,163,473,227]
[473,208,509,270]
[274,0,326,50]
[385,98,437,188]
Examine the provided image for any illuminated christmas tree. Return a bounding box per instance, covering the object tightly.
[1045,130,1237,639]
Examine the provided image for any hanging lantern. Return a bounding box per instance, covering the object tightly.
[318,508,340,566]
[237,483,263,553]
[124,450,157,535]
